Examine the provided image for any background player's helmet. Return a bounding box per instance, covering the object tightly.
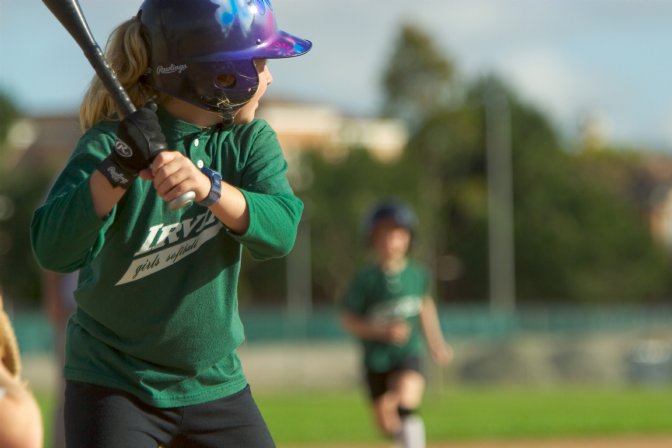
[363,200,417,243]
[138,0,312,121]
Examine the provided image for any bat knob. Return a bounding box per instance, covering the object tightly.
[168,191,196,211]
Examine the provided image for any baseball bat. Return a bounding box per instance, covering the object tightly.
[43,0,196,211]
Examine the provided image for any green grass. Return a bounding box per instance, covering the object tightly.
[35,386,672,447]
[258,386,672,445]
[423,386,672,440]
[35,389,57,447]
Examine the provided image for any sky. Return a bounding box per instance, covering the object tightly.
[1,0,671,148]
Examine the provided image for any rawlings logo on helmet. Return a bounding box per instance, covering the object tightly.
[210,0,273,34]
[156,64,188,75]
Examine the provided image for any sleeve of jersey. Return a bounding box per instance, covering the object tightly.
[31,129,117,272]
[229,122,304,260]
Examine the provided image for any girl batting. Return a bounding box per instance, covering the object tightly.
[31,0,311,446]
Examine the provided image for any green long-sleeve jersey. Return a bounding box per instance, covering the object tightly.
[31,109,303,407]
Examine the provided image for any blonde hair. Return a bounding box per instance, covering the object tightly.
[79,18,158,130]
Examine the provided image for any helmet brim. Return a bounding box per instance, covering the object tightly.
[257,30,312,59]
[195,30,312,62]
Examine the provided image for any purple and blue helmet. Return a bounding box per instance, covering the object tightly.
[138,0,312,120]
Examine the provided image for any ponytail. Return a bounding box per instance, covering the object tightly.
[79,18,158,130]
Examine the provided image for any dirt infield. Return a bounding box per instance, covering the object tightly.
[285,435,672,448]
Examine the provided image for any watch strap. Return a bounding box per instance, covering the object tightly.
[197,166,222,207]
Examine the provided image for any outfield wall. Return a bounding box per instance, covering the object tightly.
[12,306,672,391]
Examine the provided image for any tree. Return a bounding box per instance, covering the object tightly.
[0,91,19,172]
[0,92,18,143]
[409,76,672,304]
[380,23,456,131]
[0,169,53,304]
[0,92,54,305]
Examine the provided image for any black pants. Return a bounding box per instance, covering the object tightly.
[64,381,275,448]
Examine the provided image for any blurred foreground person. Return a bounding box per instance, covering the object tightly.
[340,200,453,448]
[0,289,44,448]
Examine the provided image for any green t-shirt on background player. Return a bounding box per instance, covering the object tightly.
[342,260,430,373]
[31,109,303,408]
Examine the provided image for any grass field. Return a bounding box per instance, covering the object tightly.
[259,386,672,445]
[36,385,672,447]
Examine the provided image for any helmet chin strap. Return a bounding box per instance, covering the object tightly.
[221,113,235,127]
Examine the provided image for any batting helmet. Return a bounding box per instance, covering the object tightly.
[138,0,312,120]
[363,200,417,243]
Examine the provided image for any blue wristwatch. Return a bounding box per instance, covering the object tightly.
[197,161,222,207]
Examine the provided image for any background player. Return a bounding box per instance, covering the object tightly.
[340,200,453,448]
[31,1,311,446]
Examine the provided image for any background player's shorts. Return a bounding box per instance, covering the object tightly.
[365,356,422,400]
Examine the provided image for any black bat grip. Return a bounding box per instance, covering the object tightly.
[85,47,136,117]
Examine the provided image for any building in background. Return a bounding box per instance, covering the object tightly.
[257,99,408,163]
[5,115,79,174]
[10,99,408,173]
